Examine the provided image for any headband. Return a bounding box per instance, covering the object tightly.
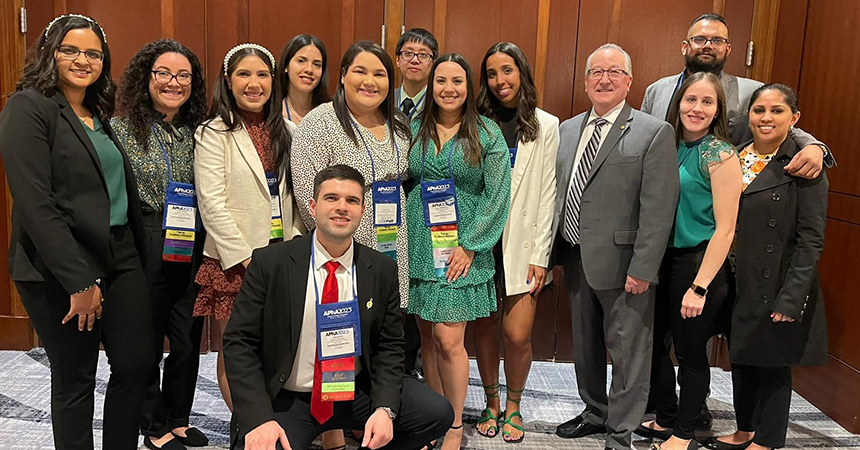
[223,43,276,76]
[45,14,107,43]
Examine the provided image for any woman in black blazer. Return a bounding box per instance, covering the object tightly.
[705,84,828,450]
[0,15,155,450]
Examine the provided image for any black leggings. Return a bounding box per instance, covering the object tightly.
[732,365,792,449]
[649,244,729,439]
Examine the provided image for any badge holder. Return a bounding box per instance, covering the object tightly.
[312,234,362,401]
[267,173,285,241]
[351,120,402,260]
[419,139,460,278]
[154,126,198,263]
[509,142,519,169]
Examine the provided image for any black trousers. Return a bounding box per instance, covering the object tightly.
[16,225,156,450]
[649,244,729,439]
[231,378,454,450]
[732,365,792,448]
[139,211,205,437]
[403,313,422,372]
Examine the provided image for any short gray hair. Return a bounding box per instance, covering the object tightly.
[585,43,633,77]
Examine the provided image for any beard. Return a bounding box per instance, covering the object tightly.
[685,50,727,74]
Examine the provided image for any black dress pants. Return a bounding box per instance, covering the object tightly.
[649,244,729,439]
[732,365,792,448]
[139,211,205,437]
[231,378,454,450]
[16,225,156,450]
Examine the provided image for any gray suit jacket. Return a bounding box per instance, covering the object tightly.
[552,103,680,291]
[641,72,833,165]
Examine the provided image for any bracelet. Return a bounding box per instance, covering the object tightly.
[72,278,102,296]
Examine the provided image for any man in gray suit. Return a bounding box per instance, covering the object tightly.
[552,43,680,450]
[641,12,834,176]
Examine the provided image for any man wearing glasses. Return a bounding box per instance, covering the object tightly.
[553,44,679,450]
[642,13,834,177]
[394,28,438,121]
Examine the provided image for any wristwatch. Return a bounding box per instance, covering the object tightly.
[690,283,708,297]
[376,406,397,420]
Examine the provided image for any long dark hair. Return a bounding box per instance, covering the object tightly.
[278,34,330,107]
[415,53,487,166]
[477,42,540,143]
[205,45,291,176]
[15,15,115,120]
[667,71,730,146]
[117,39,207,145]
[332,40,410,147]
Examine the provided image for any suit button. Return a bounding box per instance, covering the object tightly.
[279,374,286,383]
[763,270,771,279]
[523,242,530,248]
[768,218,777,227]
[766,244,774,253]
[522,210,527,216]
[762,295,769,303]
[772,193,781,201]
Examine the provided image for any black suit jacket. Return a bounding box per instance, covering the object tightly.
[0,88,147,294]
[223,234,405,435]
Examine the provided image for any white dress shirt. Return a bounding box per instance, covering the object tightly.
[284,235,356,391]
[566,100,627,196]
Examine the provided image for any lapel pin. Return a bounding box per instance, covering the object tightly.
[366,298,373,310]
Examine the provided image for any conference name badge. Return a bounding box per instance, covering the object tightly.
[162,181,198,263]
[266,173,284,240]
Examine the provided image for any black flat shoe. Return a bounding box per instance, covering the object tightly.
[172,427,209,447]
[701,437,752,450]
[636,423,673,440]
[650,439,699,450]
[143,436,187,450]
[556,416,606,438]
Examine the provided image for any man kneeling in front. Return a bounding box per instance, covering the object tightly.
[224,164,453,449]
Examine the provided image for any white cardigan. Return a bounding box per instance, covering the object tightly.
[194,116,305,269]
[500,108,560,295]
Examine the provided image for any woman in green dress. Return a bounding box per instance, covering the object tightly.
[406,53,511,450]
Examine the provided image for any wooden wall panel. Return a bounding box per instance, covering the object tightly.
[722,0,755,78]
[818,218,860,369]
[766,0,806,87]
[541,0,579,120]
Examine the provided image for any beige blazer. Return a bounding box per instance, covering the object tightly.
[195,116,305,269]
[501,108,559,295]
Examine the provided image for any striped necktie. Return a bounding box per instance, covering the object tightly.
[563,118,608,245]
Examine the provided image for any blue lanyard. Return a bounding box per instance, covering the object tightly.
[349,119,401,183]
[420,136,456,184]
[396,89,426,119]
[284,98,292,122]
[151,125,174,183]
[310,232,358,305]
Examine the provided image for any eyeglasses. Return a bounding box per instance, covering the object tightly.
[56,45,104,62]
[151,70,193,86]
[398,51,433,63]
[586,68,629,81]
[688,36,729,48]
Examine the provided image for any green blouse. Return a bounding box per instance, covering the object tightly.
[111,117,195,213]
[406,116,511,285]
[83,116,128,226]
[671,134,735,248]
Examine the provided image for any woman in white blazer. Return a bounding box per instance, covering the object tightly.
[473,42,559,443]
[193,43,304,412]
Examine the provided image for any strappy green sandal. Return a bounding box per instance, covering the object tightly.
[476,383,500,438]
[501,386,525,443]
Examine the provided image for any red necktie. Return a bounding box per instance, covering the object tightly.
[310,260,340,424]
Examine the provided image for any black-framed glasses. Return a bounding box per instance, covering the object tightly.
[56,45,104,62]
[398,50,433,63]
[688,36,729,48]
[586,68,629,81]
[151,70,193,86]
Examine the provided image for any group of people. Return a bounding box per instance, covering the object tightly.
[0,10,832,450]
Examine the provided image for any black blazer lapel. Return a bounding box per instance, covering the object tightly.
[354,243,374,366]
[587,103,633,186]
[53,92,108,192]
[287,235,313,363]
[744,138,798,195]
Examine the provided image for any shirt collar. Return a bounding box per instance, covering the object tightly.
[399,85,427,104]
[587,100,626,126]
[313,233,355,274]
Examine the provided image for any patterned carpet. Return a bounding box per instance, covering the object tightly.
[0,349,857,449]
